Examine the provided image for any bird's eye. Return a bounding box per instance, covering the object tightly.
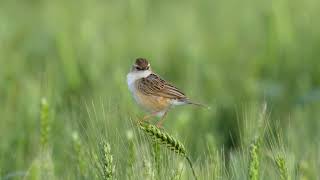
[135,67,142,70]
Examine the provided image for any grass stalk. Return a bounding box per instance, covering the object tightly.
[126,130,135,178]
[40,97,50,150]
[71,131,87,178]
[152,141,161,177]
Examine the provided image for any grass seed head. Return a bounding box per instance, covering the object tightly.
[100,141,115,180]
[138,122,186,156]
[248,139,260,180]
[275,156,289,180]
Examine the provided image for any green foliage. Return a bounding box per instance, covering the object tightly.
[1,0,320,179]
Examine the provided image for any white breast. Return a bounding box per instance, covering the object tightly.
[127,70,152,94]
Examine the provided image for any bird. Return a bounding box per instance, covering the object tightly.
[127,58,206,127]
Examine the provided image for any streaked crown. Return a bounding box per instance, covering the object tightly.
[134,58,150,70]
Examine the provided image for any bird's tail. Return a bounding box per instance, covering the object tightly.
[186,100,210,110]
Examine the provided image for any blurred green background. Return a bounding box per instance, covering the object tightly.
[1,0,320,179]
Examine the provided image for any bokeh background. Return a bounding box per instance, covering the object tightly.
[1,0,320,179]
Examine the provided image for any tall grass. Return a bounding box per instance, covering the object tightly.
[1,0,320,179]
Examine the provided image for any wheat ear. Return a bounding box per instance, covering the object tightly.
[99,141,115,180]
[138,121,197,180]
[275,156,289,180]
[248,138,260,180]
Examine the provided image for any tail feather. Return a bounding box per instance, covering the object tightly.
[186,100,210,110]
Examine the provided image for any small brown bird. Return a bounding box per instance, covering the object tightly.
[127,58,206,127]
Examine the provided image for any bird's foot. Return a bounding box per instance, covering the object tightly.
[156,123,164,130]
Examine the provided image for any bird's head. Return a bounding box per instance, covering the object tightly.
[131,58,151,72]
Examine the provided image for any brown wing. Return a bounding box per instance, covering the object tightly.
[137,74,187,100]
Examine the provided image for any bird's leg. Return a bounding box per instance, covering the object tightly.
[156,110,169,128]
[140,112,159,123]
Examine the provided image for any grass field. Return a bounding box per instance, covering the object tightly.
[1,0,320,179]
